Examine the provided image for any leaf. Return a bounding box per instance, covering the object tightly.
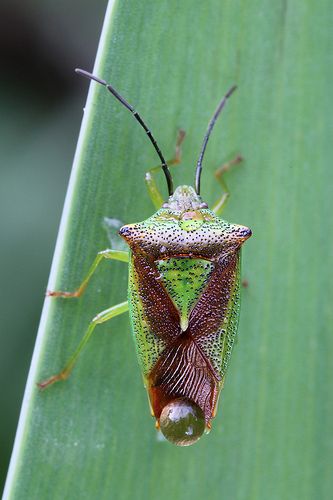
[4,0,333,499]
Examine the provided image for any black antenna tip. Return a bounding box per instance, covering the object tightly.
[75,68,107,86]
[75,68,91,78]
[226,85,237,98]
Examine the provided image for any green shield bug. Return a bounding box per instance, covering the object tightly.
[39,69,252,446]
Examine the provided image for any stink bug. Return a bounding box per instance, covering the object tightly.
[39,69,252,446]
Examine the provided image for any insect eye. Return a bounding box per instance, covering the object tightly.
[159,397,205,446]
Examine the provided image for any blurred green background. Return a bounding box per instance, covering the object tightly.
[0,0,107,488]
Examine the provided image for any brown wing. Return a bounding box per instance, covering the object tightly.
[188,252,239,339]
[132,253,180,342]
[148,334,219,422]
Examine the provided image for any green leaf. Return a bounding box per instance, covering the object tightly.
[5,0,333,499]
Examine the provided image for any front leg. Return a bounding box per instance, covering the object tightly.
[211,155,243,215]
[145,129,186,209]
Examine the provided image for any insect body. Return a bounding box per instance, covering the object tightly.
[39,69,252,446]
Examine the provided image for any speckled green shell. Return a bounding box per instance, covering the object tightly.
[119,187,251,424]
[127,250,240,381]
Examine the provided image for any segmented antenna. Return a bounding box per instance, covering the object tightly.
[76,68,174,196]
[195,85,237,195]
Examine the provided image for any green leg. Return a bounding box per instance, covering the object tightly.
[38,301,129,389]
[145,129,186,209]
[47,249,129,298]
[211,155,243,215]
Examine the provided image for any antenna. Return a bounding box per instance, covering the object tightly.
[76,68,174,196]
[195,85,237,195]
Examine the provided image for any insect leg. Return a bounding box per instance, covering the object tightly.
[47,249,129,298]
[38,301,129,389]
[145,129,186,209]
[211,155,243,215]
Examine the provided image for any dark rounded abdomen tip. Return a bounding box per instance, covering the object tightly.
[159,397,205,446]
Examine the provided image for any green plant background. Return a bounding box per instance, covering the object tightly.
[3,0,333,499]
